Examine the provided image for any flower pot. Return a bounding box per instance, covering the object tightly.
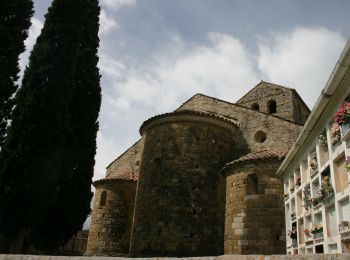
[313,232,323,239]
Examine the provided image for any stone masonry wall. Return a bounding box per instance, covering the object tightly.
[177,94,304,153]
[86,180,136,255]
[235,82,309,124]
[236,83,296,122]
[129,119,240,257]
[224,159,285,255]
[292,93,310,125]
[106,139,144,179]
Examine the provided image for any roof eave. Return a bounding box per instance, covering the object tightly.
[277,40,350,177]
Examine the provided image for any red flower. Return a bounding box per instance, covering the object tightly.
[334,102,350,125]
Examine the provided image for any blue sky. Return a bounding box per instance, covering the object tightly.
[22,0,349,180]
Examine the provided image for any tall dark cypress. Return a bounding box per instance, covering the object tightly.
[0,0,101,252]
[0,0,33,147]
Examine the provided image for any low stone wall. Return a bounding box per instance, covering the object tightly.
[1,255,350,260]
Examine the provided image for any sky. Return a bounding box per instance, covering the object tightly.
[21,0,350,181]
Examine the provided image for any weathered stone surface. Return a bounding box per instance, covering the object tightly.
[87,82,310,256]
[223,159,285,255]
[129,115,242,257]
[235,81,310,125]
[105,139,144,180]
[177,93,304,153]
[86,180,136,255]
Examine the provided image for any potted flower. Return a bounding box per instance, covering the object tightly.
[321,176,334,199]
[338,220,350,232]
[290,186,295,193]
[310,189,323,207]
[311,224,323,238]
[288,227,297,245]
[303,228,311,236]
[318,133,327,145]
[310,197,321,207]
[331,123,341,146]
[333,102,350,135]
[309,152,318,172]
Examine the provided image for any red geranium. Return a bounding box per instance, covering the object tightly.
[334,102,350,125]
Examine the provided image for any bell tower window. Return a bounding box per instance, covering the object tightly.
[251,103,260,111]
[267,100,277,114]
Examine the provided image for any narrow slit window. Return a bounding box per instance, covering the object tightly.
[268,100,277,114]
[100,191,107,206]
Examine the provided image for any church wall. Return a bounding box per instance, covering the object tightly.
[237,85,295,122]
[224,159,285,255]
[86,180,136,256]
[292,93,310,125]
[129,119,238,257]
[105,139,144,179]
[177,94,303,153]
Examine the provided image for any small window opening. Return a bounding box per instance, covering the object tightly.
[154,157,162,167]
[247,174,258,195]
[267,100,277,114]
[100,191,107,206]
[251,103,260,111]
[254,131,267,143]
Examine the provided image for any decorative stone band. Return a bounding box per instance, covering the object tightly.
[139,109,239,135]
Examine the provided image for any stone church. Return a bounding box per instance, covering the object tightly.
[86,81,310,256]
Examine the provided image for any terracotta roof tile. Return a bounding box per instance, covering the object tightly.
[140,109,238,134]
[223,150,287,169]
[94,171,138,185]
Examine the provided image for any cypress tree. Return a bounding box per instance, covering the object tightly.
[0,0,33,147]
[0,0,101,252]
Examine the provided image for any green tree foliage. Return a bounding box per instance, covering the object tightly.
[0,0,33,147]
[0,0,101,252]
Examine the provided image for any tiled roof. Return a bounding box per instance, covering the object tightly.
[140,109,238,134]
[223,150,287,169]
[94,171,139,185]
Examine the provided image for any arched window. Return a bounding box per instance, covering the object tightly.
[251,103,260,111]
[267,100,277,114]
[100,191,107,206]
[247,174,258,195]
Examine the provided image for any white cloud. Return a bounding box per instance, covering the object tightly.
[257,27,346,108]
[99,9,118,36]
[94,132,121,180]
[100,0,136,10]
[99,54,126,79]
[19,17,43,75]
[24,17,43,52]
[109,33,259,115]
